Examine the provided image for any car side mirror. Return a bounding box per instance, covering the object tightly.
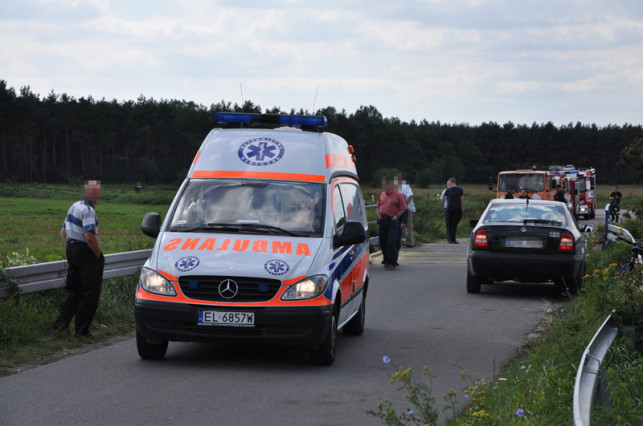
[142,212,161,238]
[334,221,366,248]
[582,224,594,233]
[469,219,479,228]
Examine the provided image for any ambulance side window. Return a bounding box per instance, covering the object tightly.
[332,186,346,230]
[339,183,366,225]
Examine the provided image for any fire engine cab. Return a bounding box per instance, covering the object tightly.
[135,112,370,365]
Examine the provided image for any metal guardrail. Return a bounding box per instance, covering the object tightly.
[0,249,152,299]
[573,312,619,426]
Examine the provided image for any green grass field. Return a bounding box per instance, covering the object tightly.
[0,183,176,262]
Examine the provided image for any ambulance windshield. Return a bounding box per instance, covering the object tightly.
[169,179,324,236]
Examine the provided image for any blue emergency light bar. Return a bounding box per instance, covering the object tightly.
[216,112,327,128]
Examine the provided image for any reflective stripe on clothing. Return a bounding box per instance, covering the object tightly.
[62,200,98,243]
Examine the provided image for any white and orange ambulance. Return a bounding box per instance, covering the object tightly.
[135,113,370,365]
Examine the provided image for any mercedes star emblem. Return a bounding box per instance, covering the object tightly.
[218,279,239,299]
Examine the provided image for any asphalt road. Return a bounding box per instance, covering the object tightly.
[0,244,563,425]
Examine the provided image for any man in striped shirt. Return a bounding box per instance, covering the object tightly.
[54,180,104,337]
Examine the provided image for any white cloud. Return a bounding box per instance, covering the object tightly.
[0,0,642,125]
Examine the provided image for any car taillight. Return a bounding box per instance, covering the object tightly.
[473,229,489,249]
[558,232,574,252]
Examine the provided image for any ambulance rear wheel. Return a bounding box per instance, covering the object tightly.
[136,331,168,360]
[343,291,366,336]
[309,308,338,366]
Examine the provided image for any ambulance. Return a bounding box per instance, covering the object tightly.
[134,112,370,365]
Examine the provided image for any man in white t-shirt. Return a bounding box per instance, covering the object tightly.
[399,179,416,247]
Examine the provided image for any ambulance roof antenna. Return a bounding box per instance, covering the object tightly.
[311,86,319,114]
[239,83,245,111]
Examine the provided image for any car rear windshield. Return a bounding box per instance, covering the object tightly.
[483,203,568,225]
[169,179,324,236]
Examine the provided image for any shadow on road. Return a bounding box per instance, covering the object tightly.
[474,281,570,302]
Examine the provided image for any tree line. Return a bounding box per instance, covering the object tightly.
[0,80,641,186]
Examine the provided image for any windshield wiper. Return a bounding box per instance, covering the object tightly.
[206,222,300,236]
[236,223,300,236]
[523,219,563,226]
[169,225,220,232]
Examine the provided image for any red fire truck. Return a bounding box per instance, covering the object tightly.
[495,165,597,220]
[548,165,597,219]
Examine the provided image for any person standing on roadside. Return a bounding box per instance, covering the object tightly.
[54,180,104,337]
[439,185,450,241]
[554,185,565,202]
[609,186,622,223]
[398,177,415,248]
[377,177,407,270]
[444,177,464,244]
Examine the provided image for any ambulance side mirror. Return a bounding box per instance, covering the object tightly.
[142,212,161,238]
[334,221,366,248]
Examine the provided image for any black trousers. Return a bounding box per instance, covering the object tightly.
[445,209,463,243]
[55,243,104,335]
[379,218,401,265]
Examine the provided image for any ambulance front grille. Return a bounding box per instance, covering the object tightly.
[178,276,281,302]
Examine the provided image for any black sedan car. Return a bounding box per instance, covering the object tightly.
[467,199,590,294]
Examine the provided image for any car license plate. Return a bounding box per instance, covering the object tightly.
[505,238,543,249]
[198,311,255,327]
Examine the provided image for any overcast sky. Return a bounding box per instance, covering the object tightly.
[2,0,643,126]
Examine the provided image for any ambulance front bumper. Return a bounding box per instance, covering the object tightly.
[135,299,333,347]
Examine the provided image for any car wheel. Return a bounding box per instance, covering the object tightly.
[344,290,366,336]
[467,270,481,293]
[310,306,338,365]
[589,209,595,219]
[570,264,586,295]
[136,330,168,360]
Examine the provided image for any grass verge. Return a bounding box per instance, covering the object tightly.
[0,275,138,375]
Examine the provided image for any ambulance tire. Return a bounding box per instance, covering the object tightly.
[136,331,168,360]
[309,305,338,366]
[343,290,366,336]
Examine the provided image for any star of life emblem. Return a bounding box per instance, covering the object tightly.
[175,256,200,272]
[238,138,285,166]
[264,259,290,276]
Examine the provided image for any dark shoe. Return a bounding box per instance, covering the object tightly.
[453,241,460,244]
[385,264,393,270]
[75,330,92,338]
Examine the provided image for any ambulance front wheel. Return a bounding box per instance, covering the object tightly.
[309,307,338,366]
[136,331,168,360]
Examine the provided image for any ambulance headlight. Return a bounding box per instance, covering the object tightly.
[139,268,177,296]
[579,205,588,213]
[281,275,328,300]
